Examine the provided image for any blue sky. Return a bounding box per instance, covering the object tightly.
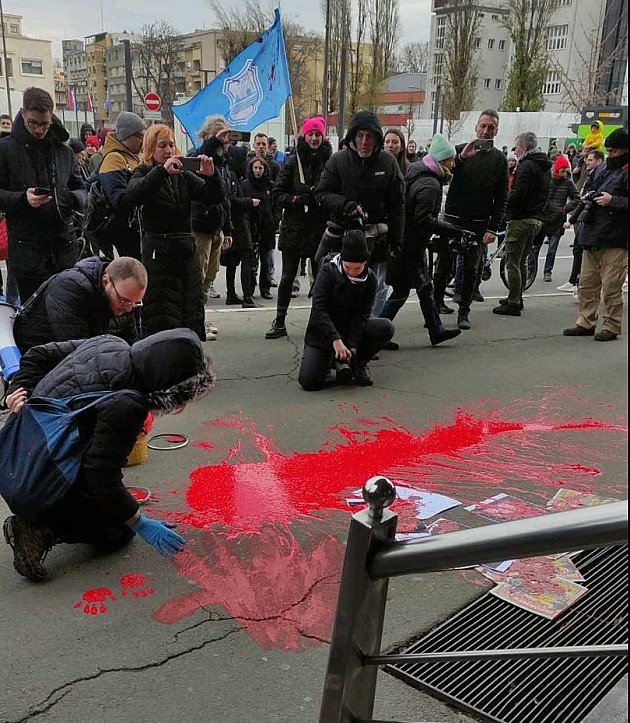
[7,0,432,60]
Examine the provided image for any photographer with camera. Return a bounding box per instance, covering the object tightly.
[314,110,405,316]
[493,132,551,316]
[563,128,628,342]
[380,133,462,347]
[433,110,508,330]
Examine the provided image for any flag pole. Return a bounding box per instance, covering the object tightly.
[287,95,306,186]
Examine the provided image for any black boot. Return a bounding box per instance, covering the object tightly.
[225,293,243,305]
[242,297,260,309]
[430,328,462,346]
[354,364,373,387]
[265,318,287,339]
[457,313,472,330]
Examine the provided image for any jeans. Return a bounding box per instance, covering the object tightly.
[370,261,389,317]
[454,243,487,292]
[504,219,543,306]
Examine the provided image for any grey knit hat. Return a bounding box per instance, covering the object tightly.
[115,111,145,141]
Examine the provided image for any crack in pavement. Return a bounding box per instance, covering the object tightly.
[5,626,243,723]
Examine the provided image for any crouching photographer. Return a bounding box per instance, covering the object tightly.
[298,231,394,391]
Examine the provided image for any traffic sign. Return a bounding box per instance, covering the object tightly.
[144,110,163,121]
[144,93,162,111]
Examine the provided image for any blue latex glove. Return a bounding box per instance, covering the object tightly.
[132,514,186,557]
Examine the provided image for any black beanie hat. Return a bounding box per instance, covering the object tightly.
[604,128,628,150]
[340,229,369,262]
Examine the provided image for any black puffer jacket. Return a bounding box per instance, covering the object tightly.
[274,137,332,256]
[507,151,553,221]
[304,254,377,351]
[0,113,87,276]
[389,156,458,288]
[576,156,628,250]
[190,136,231,236]
[241,161,279,249]
[7,329,215,525]
[542,175,580,235]
[12,256,136,353]
[314,111,405,263]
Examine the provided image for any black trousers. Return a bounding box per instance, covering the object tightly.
[277,249,315,318]
[226,249,255,298]
[298,318,394,391]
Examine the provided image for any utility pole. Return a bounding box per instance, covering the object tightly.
[338,31,349,140]
[322,0,331,134]
[432,84,442,136]
[122,39,133,112]
[0,0,12,116]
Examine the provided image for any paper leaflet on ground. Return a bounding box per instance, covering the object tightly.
[478,555,585,584]
[465,493,546,523]
[546,488,618,512]
[353,486,461,520]
[490,576,588,619]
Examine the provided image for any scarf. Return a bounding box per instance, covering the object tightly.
[331,254,368,284]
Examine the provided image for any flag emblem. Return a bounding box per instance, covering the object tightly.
[223,60,264,125]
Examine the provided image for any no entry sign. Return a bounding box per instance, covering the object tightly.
[144,93,162,112]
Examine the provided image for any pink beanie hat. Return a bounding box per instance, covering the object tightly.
[301,116,325,138]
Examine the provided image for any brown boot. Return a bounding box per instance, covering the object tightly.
[3,516,56,582]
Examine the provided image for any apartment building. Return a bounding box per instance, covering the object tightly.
[62,39,89,111]
[0,14,54,113]
[53,66,67,110]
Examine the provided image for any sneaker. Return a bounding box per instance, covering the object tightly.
[430,328,462,346]
[207,284,220,299]
[241,297,260,309]
[457,314,472,329]
[204,321,218,335]
[563,325,594,336]
[557,281,576,292]
[444,288,455,298]
[492,305,521,316]
[3,515,55,582]
[473,289,485,303]
[354,365,373,387]
[265,319,288,339]
[291,289,299,298]
[205,331,217,341]
[543,272,552,282]
[335,361,353,385]
[438,303,455,315]
[572,289,579,303]
[225,294,243,305]
[594,330,617,342]
[261,291,273,300]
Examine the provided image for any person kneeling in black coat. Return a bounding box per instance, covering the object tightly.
[298,231,394,391]
[3,329,215,582]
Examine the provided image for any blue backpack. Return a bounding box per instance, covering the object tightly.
[0,392,117,517]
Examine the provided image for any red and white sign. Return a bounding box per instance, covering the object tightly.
[143,93,162,111]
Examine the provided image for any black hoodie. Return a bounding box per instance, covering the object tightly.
[506,151,553,221]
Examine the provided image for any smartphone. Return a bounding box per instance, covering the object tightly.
[473,139,494,152]
[178,156,201,172]
[228,130,251,143]
[33,187,51,196]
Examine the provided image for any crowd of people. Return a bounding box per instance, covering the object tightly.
[0,86,627,581]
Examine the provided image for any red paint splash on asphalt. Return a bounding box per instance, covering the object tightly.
[73,587,117,616]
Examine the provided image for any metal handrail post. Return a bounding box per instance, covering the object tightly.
[319,477,398,723]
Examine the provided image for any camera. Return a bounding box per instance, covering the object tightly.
[569,190,602,225]
[448,228,479,253]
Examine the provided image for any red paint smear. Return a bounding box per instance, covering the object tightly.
[120,573,155,598]
[153,411,624,536]
[73,587,117,616]
[193,441,215,451]
[153,524,344,651]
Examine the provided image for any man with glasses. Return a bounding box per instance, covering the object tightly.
[13,255,147,354]
[97,111,146,260]
[0,87,87,300]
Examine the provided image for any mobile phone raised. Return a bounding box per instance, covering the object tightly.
[178,156,202,172]
[229,130,251,143]
[473,139,494,152]
[33,187,51,196]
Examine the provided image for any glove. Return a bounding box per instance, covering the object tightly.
[388,242,402,259]
[295,182,311,195]
[132,514,186,557]
[342,200,359,217]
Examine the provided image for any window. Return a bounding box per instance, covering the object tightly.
[436,15,447,50]
[433,53,444,85]
[488,38,495,49]
[0,58,14,77]
[547,24,569,51]
[551,0,571,7]
[491,14,499,20]
[543,71,561,94]
[495,79,502,90]
[9,24,19,34]
[483,78,491,89]
[21,59,44,75]
[475,37,481,48]
[499,39,506,50]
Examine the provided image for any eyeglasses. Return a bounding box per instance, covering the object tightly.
[110,279,143,308]
[26,118,52,131]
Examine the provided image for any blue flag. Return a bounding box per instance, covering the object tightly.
[173,8,291,141]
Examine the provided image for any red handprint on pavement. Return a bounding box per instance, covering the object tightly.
[73,587,117,616]
[120,573,155,598]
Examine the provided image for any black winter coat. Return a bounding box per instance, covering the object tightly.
[507,152,553,221]
[542,176,580,235]
[0,113,87,277]
[388,158,458,289]
[274,137,332,257]
[445,145,508,231]
[7,329,215,525]
[190,137,231,235]
[241,163,279,250]
[223,165,254,252]
[576,158,628,250]
[12,256,136,354]
[315,114,405,263]
[304,256,377,351]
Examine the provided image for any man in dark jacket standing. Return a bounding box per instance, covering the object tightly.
[13,255,146,354]
[315,110,405,316]
[563,128,628,341]
[0,88,87,300]
[3,329,215,581]
[434,110,508,330]
[493,132,552,316]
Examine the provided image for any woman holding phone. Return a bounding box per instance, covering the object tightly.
[127,124,224,339]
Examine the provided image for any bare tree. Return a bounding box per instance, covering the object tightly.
[396,41,429,73]
[320,0,352,114]
[365,0,401,110]
[550,3,628,111]
[130,21,184,125]
[501,0,553,112]
[348,0,367,114]
[440,0,481,135]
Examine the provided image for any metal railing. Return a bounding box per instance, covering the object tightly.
[319,476,629,723]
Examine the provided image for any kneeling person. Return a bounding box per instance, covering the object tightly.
[298,231,394,391]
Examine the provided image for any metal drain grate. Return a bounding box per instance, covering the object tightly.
[386,545,628,723]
